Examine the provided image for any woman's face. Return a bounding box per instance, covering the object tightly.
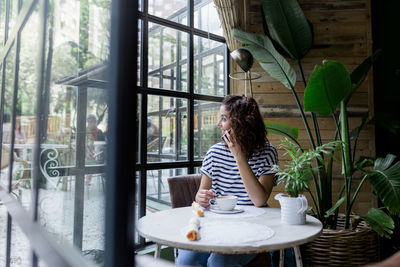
[217,105,232,135]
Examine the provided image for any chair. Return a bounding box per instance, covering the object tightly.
[167,174,271,267]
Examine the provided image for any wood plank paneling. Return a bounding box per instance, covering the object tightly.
[233,0,376,214]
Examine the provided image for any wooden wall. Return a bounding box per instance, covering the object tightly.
[231,0,376,214]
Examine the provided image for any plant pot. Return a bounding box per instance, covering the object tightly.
[274,193,308,225]
[301,215,379,266]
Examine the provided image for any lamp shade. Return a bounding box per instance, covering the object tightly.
[230,48,254,72]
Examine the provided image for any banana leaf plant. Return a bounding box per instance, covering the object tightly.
[232,0,400,236]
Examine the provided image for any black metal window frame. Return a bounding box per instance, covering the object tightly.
[136,0,230,249]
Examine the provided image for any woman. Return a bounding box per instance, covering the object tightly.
[177,95,278,267]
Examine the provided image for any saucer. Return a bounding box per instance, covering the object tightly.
[209,206,244,214]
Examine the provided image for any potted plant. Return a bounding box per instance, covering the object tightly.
[230,0,400,265]
[272,138,339,225]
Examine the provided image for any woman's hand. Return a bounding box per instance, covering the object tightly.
[222,129,246,162]
[195,189,215,207]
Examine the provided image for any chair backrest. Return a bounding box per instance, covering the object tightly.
[167,174,202,208]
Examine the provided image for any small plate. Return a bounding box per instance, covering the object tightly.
[209,206,244,214]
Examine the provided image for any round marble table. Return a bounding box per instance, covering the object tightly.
[137,207,322,266]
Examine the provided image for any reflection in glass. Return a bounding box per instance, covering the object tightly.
[146,168,187,212]
[194,101,221,159]
[194,0,223,36]
[148,0,187,25]
[194,36,226,96]
[147,95,188,163]
[148,23,188,91]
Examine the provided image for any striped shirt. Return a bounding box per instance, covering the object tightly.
[200,142,278,205]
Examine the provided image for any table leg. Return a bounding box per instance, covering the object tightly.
[154,243,161,258]
[279,249,284,267]
[293,246,303,267]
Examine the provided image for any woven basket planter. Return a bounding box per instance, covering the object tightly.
[301,216,379,266]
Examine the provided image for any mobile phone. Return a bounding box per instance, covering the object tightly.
[221,128,232,143]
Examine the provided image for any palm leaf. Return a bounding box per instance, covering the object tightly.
[261,0,313,60]
[347,49,381,103]
[350,113,369,140]
[304,60,351,116]
[368,154,400,215]
[325,197,345,218]
[231,29,296,89]
[360,208,394,238]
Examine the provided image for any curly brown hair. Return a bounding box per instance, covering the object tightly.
[222,95,268,158]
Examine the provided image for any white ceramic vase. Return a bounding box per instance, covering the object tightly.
[274,193,308,225]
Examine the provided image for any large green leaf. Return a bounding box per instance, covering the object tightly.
[264,121,299,142]
[304,60,351,116]
[261,0,313,60]
[360,208,394,238]
[368,154,400,215]
[231,29,296,89]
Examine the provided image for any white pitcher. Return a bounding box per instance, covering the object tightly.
[274,193,308,225]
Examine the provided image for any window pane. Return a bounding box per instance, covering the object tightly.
[9,221,31,266]
[146,168,187,212]
[148,23,188,92]
[136,94,141,163]
[137,19,142,86]
[1,44,15,190]
[36,1,110,265]
[194,0,223,36]
[86,87,108,166]
[9,9,41,212]
[82,174,105,255]
[194,100,221,159]
[0,0,5,46]
[194,36,226,96]
[7,0,19,37]
[134,171,140,246]
[147,95,188,163]
[148,0,187,25]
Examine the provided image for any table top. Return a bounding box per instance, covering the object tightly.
[136,207,322,254]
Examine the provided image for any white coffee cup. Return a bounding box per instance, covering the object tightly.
[209,195,238,211]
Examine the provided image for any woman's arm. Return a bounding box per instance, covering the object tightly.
[236,157,275,206]
[195,174,215,207]
[223,131,275,207]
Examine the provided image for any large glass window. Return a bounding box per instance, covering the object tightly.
[0,0,111,265]
[148,23,189,91]
[136,0,228,248]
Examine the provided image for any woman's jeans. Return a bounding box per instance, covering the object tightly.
[176,249,257,267]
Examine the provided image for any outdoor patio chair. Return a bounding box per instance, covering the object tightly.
[167,174,271,267]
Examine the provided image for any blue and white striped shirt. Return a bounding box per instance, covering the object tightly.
[200,142,278,205]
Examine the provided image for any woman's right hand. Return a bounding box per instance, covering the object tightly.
[195,189,215,207]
